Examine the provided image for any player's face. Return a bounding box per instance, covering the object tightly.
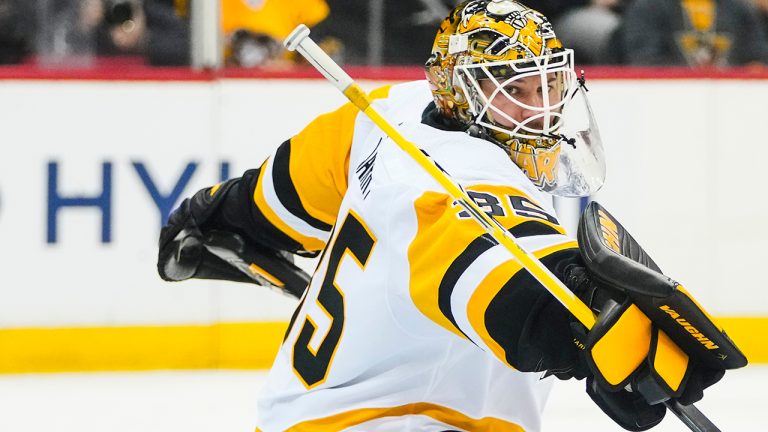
[478,73,562,131]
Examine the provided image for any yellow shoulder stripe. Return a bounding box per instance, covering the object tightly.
[287,85,393,226]
[408,191,488,339]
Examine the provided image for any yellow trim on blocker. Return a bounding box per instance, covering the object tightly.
[281,402,525,432]
[0,317,766,374]
[591,304,652,386]
[653,329,689,392]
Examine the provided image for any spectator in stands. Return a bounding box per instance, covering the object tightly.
[756,0,768,35]
[621,0,768,67]
[141,0,190,66]
[527,0,589,23]
[554,0,624,64]
[96,1,189,66]
[0,0,35,64]
[221,0,329,67]
[31,0,186,67]
[96,0,149,57]
[311,0,458,65]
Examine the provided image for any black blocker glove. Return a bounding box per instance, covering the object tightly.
[157,179,310,298]
[563,264,726,431]
[158,193,257,284]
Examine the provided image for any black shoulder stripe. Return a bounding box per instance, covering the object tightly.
[272,140,333,232]
[241,168,305,252]
[438,233,499,338]
[508,220,562,237]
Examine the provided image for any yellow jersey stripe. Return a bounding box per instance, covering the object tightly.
[282,402,525,432]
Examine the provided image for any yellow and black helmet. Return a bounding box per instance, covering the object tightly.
[425,0,594,193]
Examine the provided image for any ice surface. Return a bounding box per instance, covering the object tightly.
[0,366,764,431]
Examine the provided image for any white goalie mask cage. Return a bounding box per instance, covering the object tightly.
[454,49,606,197]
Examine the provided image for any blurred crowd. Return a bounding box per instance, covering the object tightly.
[1,0,767,68]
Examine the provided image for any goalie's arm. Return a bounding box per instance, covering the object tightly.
[407,188,587,377]
[158,90,391,284]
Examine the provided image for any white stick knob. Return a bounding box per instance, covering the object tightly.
[284,24,354,92]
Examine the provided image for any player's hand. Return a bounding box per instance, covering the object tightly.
[158,199,204,281]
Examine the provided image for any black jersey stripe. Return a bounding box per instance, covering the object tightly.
[272,141,334,232]
[438,233,499,339]
[239,167,306,253]
[508,220,563,238]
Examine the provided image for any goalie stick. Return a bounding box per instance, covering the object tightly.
[201,230,308,299]
[283,24,724,432]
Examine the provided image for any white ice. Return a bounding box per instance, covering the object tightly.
[0,366,764,431]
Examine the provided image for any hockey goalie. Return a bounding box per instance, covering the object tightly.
[157,1,747,431]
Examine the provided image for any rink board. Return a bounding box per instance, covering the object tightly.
[1,72,767,371]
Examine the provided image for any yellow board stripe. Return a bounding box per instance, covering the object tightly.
[253,160,326,251]
[0,317,766,374]
[716,316,768,365]
[282,402,525,432]
[0,322,288,373]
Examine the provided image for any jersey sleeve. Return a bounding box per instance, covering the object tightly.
[407,184,583,373]
[204,86,393,254]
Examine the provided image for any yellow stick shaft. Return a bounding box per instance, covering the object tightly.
[288,25,596,329]
[346,85,595,329]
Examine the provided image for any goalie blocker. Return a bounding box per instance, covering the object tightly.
[576,202,747,404]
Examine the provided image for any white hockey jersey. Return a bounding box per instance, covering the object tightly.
[252,81,579,431]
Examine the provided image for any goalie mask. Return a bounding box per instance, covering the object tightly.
[425,0,606,197]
